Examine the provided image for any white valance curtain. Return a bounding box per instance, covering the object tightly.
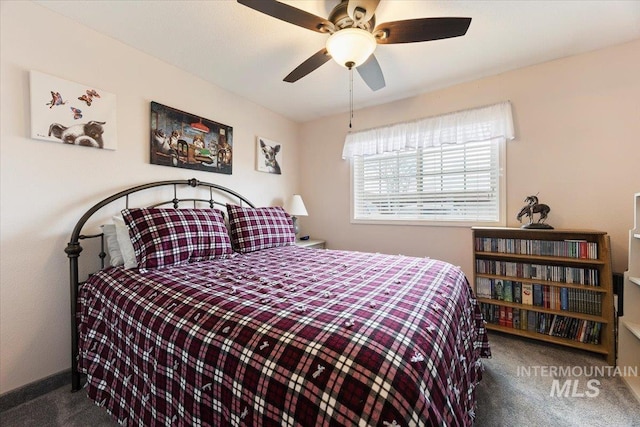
[342,101,515,159]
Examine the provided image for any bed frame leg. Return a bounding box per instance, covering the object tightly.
[71,372,82,392]
[66,241,83,393]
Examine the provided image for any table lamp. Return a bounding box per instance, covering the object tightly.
[285,194,308,236]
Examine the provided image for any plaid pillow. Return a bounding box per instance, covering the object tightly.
[122,208,233,272]
[226,204,295,253]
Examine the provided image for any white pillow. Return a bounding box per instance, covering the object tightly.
[113,215,138,269]
[101,224,124,267]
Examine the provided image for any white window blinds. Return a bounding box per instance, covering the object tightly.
[353,139,503,222]
[347,102,513,224]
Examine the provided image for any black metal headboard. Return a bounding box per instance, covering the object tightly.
[65,178,254,391]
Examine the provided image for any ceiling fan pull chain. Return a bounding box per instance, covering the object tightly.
[349,65,354,129]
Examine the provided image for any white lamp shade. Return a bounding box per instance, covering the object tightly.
[285,194,308,217]
[326,28,377,68]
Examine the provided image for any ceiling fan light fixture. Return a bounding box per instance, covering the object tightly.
[326,28,376,68]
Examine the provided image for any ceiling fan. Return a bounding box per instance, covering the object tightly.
[237,0,472,91]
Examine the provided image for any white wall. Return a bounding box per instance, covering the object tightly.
[0,1,300,394]
[299,39,640,277]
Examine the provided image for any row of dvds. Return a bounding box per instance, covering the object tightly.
[475,259,600,285]
[480,303,602,345]
[476,278,603,315]
[475,237,598,259]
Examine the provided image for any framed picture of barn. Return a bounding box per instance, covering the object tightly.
[150,101,233,174]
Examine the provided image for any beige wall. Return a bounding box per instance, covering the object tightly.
[0,1,301,394]
[2,0,639,396]
[299,39,640,277]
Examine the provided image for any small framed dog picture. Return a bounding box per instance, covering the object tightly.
[256,136,282,175]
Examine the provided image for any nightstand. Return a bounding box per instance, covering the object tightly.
[294,238,326,249]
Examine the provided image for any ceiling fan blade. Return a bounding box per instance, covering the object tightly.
[357,54,385,91]
[237,0,332,33]
[375,17,472,44]
[283,48,332,83]
[347,0,380,23]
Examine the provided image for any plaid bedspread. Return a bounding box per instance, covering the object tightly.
[78,246,490,426]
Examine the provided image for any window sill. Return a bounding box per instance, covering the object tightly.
[350,218,506,228]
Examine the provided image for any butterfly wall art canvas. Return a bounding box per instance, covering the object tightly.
[29,70,117,150]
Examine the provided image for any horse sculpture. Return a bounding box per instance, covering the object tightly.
[517,195,553,229]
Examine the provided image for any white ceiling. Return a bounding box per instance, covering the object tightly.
[36,0,640,123]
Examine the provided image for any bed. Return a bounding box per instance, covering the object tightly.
[66,178,490,426]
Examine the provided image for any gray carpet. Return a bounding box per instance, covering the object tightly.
[476,332,640,426]
[1,332,638,426]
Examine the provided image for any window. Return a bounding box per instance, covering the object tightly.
[343,102,513,226]
[352,138,504,225]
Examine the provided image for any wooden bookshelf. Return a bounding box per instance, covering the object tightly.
[619,193,640,402]
[472,227,615,365]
